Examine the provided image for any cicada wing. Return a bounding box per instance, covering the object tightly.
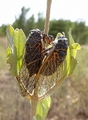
[15,29,43,100]
[16,52,64,100]
[35,37,68,99]
[34,51,63,99]
[16,59,36,97]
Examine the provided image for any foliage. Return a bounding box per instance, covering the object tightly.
[49,19,71,38]
[36,13,45,30]
[0,24,7,36]
[49,20,88,45]
[0,7,88,44]
[72,21,88,44]
[36,96,51,120]
[6,25,26,76]
[12,7,30,32]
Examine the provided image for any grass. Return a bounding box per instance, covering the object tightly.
[0,37,7,70]
[0,37,88,120]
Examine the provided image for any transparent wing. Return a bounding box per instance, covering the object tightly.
[16,49,65,100]
[16,58,36,98]
[16,30,43,99]
[35,50,65,100]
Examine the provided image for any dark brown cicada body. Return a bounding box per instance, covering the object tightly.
[40,36,68,76]
[24,29,54,77]
[24,29,43,77]
[17,29,68,100]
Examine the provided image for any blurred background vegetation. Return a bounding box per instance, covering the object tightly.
[0,7,88,120]
[0,7,88,45]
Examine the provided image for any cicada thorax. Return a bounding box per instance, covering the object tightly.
[40,36,68,76]
[24,29,43,77]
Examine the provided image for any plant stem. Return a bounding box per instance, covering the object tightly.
[30,79,38,120]
[43,0,52,48]
[44,0,52,34]
[30,100,38,120]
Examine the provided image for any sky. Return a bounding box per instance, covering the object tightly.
[0,0,88,26]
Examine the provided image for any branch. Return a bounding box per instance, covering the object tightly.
[44,0,52,34]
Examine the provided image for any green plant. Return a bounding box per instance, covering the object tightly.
[6,0,81,120]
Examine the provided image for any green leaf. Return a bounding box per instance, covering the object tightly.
[36,96,51,120]
[6,25,14,47]
[69,43,81,58]
[68,28,75,45]
[70,43,81,50]
[63,29,81,77]
[63,46,77,77]
[6,25,26,76]
[55,32,63,39]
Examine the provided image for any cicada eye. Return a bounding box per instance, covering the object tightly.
[48,35,54,42]
[54,36,68,49]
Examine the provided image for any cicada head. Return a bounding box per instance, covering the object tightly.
[43,34,54,44]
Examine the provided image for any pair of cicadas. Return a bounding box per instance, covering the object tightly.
[17,29,68,100]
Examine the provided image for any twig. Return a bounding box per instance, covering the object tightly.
[30,77,38,120]
[30,100,38,120]
[44,0,52,34]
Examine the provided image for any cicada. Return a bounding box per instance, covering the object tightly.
[16,29,68,100]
